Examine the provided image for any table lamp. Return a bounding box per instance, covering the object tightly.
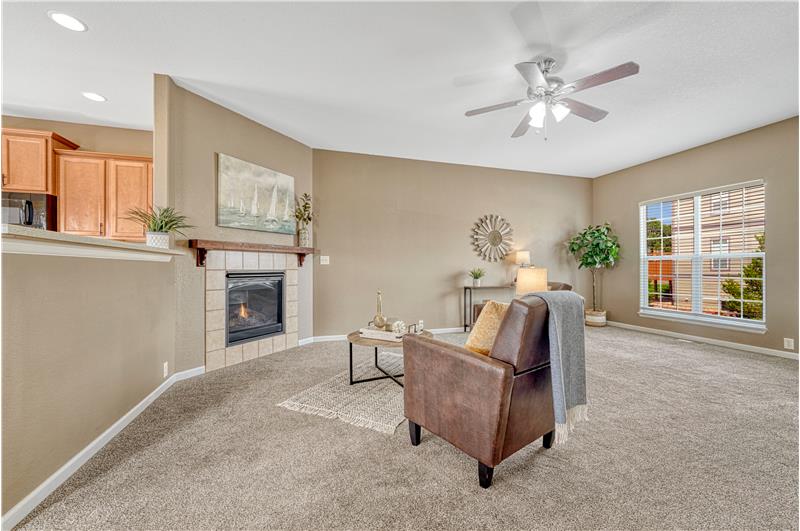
[514,250,531,267]
[516,267,548,295]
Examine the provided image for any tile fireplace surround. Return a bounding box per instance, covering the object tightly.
[204,250,299,371]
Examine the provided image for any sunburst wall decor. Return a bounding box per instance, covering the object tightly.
[471,214,513,262]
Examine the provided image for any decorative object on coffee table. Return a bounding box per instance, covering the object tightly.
[348,330,433,387]
[294,192,313,247]
[468,267,486,287]
[471,214,513,262]
[127,206,193,249]
[567,223,620,327]
[371,290,387,329]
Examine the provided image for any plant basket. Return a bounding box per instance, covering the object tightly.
[146,231,170,249]
[584,309,607,327]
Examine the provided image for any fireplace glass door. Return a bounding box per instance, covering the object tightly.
[226,271,284,346]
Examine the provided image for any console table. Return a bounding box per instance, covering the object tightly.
[463,285,514,332]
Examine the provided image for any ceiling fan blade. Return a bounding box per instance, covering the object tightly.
[511,111,531,138]
[560,98,609,122]
[557,61,639,96]
[465,99,524,117]
[515,62,549,90]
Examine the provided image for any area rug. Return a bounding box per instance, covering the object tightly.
[277,351,405,434]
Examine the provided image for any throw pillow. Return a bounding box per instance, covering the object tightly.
[465,300,510,355]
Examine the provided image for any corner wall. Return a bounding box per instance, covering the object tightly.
[592,117,798,352]
[1,255,176,512]
[153,76,314,371]
[311,150,593,336]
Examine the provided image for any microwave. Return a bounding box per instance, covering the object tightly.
[1,192,57,230]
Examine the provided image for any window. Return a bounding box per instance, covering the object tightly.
[710,239,730,271]
[639,181,765,331]
[710,190,730,214]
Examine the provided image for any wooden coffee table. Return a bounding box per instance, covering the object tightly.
[347,330,433,388]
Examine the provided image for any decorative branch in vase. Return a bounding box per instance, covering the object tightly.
[294,193,313,248]
[127,206,193,249]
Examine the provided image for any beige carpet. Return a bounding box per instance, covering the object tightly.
[16,327,798,530]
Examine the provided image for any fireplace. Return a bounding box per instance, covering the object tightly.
[226,271,284,346]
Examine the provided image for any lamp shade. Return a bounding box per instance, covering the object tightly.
[514,250,531,266]
[516,267,547,295]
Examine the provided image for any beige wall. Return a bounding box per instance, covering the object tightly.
[154,76,314,371]
[593,117,798,352]
[2,115,153,156]
[2,254,176,511]
[312,150,593,336]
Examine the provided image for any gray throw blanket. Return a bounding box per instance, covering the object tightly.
[522,291,587,444]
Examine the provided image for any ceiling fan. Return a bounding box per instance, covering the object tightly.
[465,57,639,138]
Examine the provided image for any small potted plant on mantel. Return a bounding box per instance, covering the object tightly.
[468,268,486,287]
[567,223,620,327]
[128,206,193,249]
[294,193,313,248]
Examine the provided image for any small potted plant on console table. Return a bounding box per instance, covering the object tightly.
[468,268,486,287]
[567,223,620,327]
[128,206,193,249]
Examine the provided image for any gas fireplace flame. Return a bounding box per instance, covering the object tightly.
[239,303,248,318]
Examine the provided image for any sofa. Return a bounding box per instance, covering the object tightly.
[403,294,555,488]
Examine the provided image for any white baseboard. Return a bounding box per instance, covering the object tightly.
[298,337,314,346]
[1,365,205,531]
[607,321,798,361]
[311,334,347,343]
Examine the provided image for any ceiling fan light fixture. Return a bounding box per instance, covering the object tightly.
[551,102,571,123]
[528,101,546,128]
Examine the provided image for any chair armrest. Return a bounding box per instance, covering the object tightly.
[403,334,514,467]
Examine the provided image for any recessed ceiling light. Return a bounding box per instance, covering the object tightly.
[47,11,87,32]
[82,92,107,102]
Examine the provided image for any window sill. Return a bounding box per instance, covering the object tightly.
[638,309,767,334]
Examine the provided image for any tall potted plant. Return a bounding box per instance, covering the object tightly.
[567,223,620,327]
[128,206,193,249]
[294,193,313,247]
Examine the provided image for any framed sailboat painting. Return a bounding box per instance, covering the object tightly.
[216,153,296,235]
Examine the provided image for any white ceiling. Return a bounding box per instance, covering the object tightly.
[3,2,798,177]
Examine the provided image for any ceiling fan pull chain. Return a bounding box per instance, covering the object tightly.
[544,113,548,142]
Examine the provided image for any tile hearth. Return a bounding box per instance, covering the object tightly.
[204,250,299,372]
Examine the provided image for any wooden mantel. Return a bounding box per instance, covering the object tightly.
[188,239,315,267]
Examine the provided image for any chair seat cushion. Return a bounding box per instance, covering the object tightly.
[465,300,510,355]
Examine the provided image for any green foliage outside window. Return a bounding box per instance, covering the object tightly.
[721,234,764,320]
[647,220,672,254]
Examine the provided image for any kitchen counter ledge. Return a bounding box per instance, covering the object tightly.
[2,224,184,262]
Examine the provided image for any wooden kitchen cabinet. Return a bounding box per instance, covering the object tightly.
[107,159,152,241]
[2,129,79,194]
[55,150,153,241]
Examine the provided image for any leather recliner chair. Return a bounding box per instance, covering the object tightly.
[403,294,554,488]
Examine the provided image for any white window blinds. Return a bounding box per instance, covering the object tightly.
[639,181,766,331]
